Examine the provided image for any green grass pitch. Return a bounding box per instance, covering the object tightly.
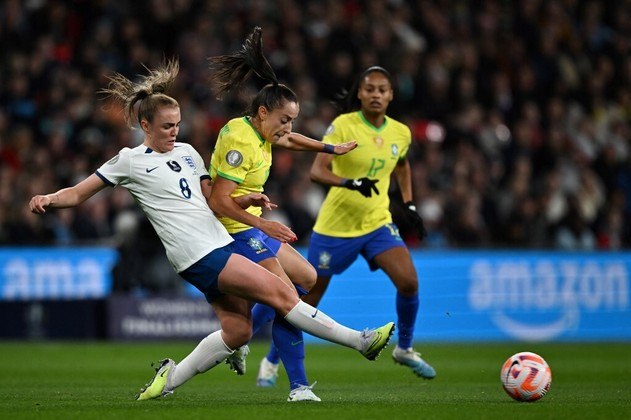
[1,341,629,419]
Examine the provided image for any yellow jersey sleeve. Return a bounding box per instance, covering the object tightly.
[210,117,272,233]
[211,120,254,184]
[314,112,412,237]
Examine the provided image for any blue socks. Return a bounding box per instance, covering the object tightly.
[251,303,281,364]
[251,284,309,388]
[251,303,276,335]
[396,292,419,349]
[272,314,307,389]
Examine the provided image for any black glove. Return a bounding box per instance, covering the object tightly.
[404,201,427,240]
[344,178,380,198]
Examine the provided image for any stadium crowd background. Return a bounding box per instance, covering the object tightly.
[1,0,630,292]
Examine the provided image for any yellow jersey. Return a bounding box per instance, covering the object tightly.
[209,117,272,234]
[313,111,411,237]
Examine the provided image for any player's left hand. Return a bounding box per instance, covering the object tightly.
[260,219,297,243]
[404,201,427,240]
[333,141,358,155]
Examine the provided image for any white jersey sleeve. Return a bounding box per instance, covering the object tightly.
[95,148,132,186]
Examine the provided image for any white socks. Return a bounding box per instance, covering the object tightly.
[171,330,233,389]
[284,300,361,350]
[168,302,362,390]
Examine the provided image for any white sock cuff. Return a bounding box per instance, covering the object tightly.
[217,331,234,353]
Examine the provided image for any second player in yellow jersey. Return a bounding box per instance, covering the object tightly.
[313,110,411,237]
[303,66,437,381]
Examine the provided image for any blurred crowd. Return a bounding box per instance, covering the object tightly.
[1,0,631,290]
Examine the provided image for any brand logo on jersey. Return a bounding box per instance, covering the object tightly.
[146,166,159,173]
[182,155,196,169]
[107,154,120,165]
[324,124,335,136]
[167,160,182,172]
[226,150,243,167]
[391,144,399,156]
[318,251,331,270]
[247,237,268,254]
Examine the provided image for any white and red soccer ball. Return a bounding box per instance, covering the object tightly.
[501,351,552,402]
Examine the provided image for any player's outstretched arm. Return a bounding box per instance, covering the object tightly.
[276,132,356,155]
[29,174,107,214]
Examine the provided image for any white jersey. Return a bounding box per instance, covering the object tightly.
[96,142,233,272]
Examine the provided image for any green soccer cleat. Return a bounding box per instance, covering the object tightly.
[360,322,395,361]
[135,358,175,401]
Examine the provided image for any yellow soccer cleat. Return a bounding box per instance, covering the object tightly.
[136,358,175,401]
[360,322,395,361]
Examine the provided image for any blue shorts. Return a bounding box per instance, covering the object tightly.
[230,228,281,263]
[179,243,233,303]
[307,223,406,277]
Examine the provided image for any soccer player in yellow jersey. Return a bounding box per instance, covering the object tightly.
[311,66,435,379]
[257,66,436,381]
[207,28,361,402]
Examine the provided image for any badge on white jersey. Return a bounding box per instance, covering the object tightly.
[167,160,182,172]
[182,155,196,169]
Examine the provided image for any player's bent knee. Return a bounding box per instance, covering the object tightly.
[302,265,317,290]
[397,278,419,296]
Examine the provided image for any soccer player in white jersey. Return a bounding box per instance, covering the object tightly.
[28,59,395,401]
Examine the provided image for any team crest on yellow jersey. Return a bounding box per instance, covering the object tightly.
[324,124,335,136]
[391,144,399,157]
[318,251,331,269]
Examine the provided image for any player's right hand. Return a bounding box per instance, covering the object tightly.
[29,195,51,214]
[237,193,278,211]
[259,219,297,243]
[344,177,380,198]
[333,141,358,155]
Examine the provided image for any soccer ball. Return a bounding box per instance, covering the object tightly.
[500,351,551,402]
